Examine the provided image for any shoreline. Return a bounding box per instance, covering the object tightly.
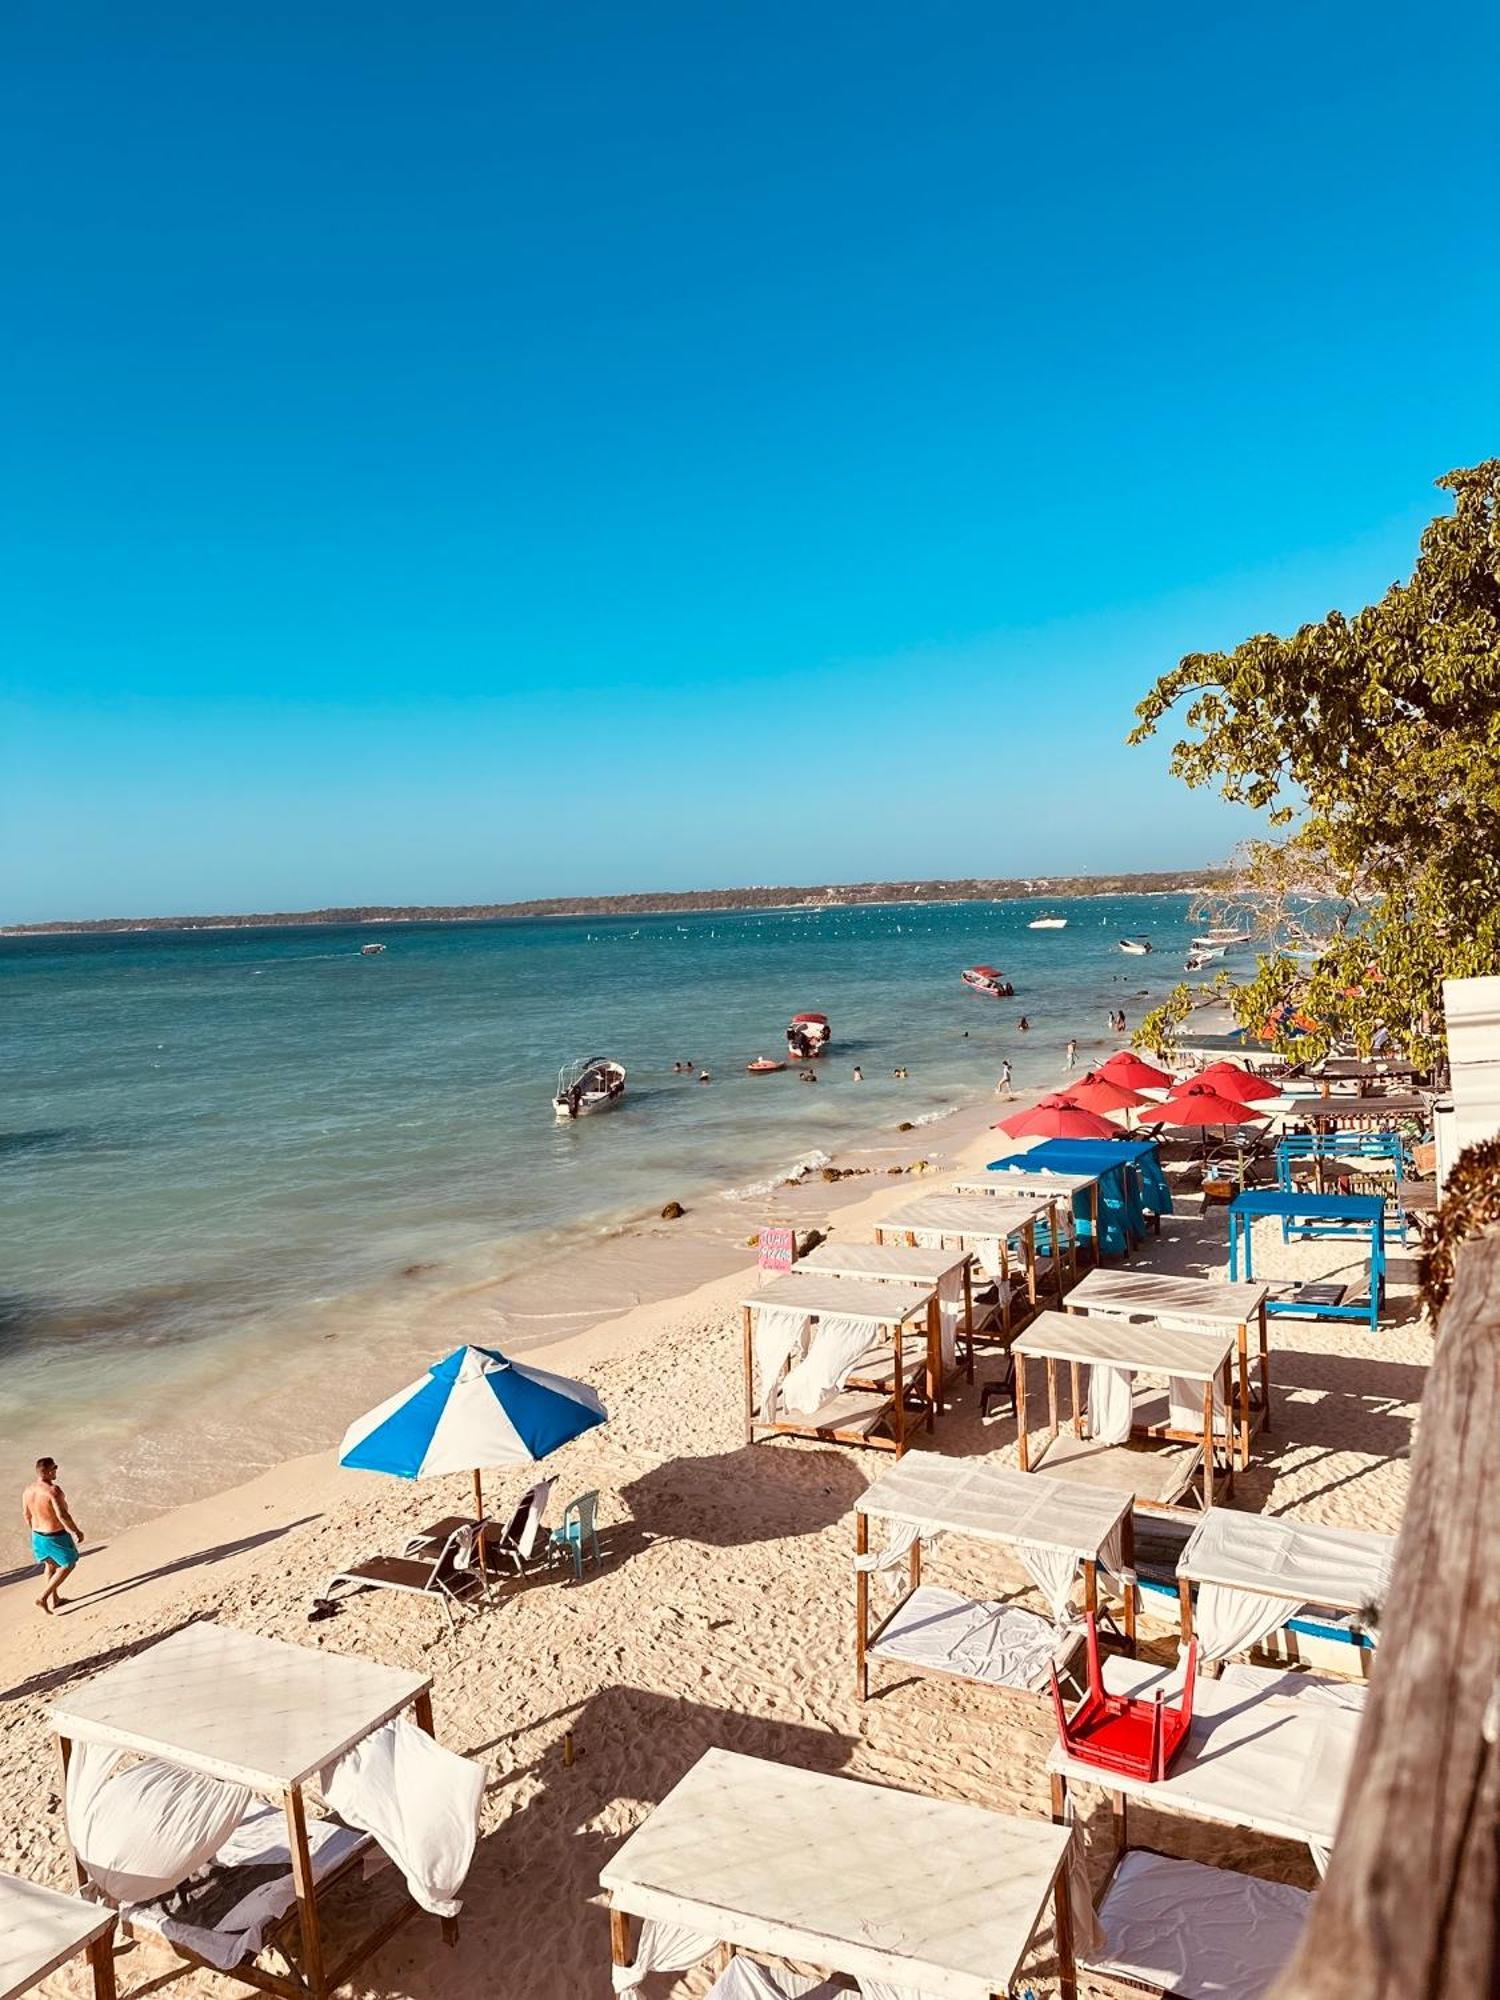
[11,1057,1060,1546]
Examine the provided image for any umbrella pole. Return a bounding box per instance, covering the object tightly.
[473,1469,488,1582]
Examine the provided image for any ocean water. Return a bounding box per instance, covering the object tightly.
[2,896,1199,1524]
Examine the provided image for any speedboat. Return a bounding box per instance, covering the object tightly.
[1193,930,1250,950]
[553,1056,627,1120]
[359,942,386,956]
[962,965,1014,998]
[786,1013,831,1060]
[1118,938,1152,956]
[1028,915,1068,930]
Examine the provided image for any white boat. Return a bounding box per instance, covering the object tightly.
[553,1056,627,1121]
[359,942,386,956]
[1027,915,1068,930]
[1193,930,1251,950]
[1118,938,1152,956]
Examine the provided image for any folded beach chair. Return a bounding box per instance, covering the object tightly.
[486,1477,555,1576]
[323,1521,489,1628]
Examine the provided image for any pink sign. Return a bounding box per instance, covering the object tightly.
[758,1223,795,1273]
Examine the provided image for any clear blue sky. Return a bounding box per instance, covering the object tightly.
[5,2,1498,922]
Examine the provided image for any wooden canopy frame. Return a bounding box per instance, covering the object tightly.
[952,1179,1086,1295]
[876,1190,1050,1342]
[797,1238,979,1387]
[854,1457,1135,1703]
[1063,1268,1270,1468]
[1013,1310,1239,1510]
[47,1625,456,2000]
[740,1271,940,1456]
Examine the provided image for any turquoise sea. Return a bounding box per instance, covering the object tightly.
[2,896,1200,1526]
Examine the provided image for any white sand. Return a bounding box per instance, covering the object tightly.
[0,1114,1429,1999]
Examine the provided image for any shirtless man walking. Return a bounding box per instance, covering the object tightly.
[22,1457,84,1613]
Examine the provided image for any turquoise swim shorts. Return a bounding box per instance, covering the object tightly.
[32,1530,78,1569]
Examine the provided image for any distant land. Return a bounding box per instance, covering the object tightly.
[3,870,1221,936]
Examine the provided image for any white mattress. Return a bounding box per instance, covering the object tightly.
[870,1586,1064,1692]
[125,1802,369,1971]
[1080,1850,1310,1998]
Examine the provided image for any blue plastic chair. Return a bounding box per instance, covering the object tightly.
[550,1491,602,1582]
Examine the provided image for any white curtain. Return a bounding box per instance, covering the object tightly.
[858,1981,946,1999]
[1192,1583,1300,1664]
[1087,1363,1134,1444]
[1015,1542,1079,1624]
[65,1742,252,1907]
[935,1269,961,1375]
[1057,1789,1107,1958]
[610,1917,718,1997]
[854,1519,925,1596]
[753,1307,810,1419]
[781,1314,872,1416]
[711,1961,839,1998]
[1168,1372,1231,1439]
[322,1718,482,1919]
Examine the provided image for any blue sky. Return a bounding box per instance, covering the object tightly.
[5,2,1499,922]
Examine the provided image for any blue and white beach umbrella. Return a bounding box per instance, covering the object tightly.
[338,1343,608,1516]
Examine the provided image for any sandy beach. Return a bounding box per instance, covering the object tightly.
[0,1085,1429,2000]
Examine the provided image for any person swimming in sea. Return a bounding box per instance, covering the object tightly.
[1017,1016,1030,1032]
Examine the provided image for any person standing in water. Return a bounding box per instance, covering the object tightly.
[23,1458,83,1615]
[1065,1038,1078,1068]
[995,1059,1013,1097]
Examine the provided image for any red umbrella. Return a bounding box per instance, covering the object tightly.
[1066,1070,1150,1115]
[993,1093,1119,1140]
[1139,1081,1268,1129]
[1195,1061,1282,1104]
[1099,1050,1173,1091]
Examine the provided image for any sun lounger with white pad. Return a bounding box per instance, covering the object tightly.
[601,1746,1079,1998]
[47,1623,484,1999]
[741,1272,940,1456]
[1,1871,118,2000]
[854,1456,1136,1701]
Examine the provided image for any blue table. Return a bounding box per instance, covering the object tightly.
[1227,1190,1386,1330]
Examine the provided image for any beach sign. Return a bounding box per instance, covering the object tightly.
[758,1222,796,1273]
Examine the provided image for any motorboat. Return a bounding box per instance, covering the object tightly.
[359,942,386,956]
[786,1013,831,1060]
[553,1056,627,1120]
[1193,930,1251,950]
[746,1057,786,1074]
[961,965,1014,998]
[1118,938,1152,956]
[1028,915,1068,930]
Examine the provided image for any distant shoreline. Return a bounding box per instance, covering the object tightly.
[2,870,1219,936]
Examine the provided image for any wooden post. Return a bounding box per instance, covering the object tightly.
[1236,1320,1252,1467]
[1178,1573,1194,1651]
[608,1905,634,1975]
[741,1305,756,1443]
[1083,1558,1098,1618]
[909,1534,922,1593]
[1201,1378,1215,1508]
[1121,1509,1137,1651]
[1024,1223,1038,1305]
[86,1929,117,2000]
[925,1295,940,1426]
[962,1257,975,1381]
[1053,1855,1078,2000]
[285,1785,327,2000]
[855,1511,869,1700]
[1222,1357,1235,1496]
[1015,1349,1031,1472]
[999,1237,1013,1336]
[1046,1355,1059,1440]
[1268,1232,1500,2000]
[891,1318,906,1455]
[1069,1359,1083,1438]
[1257,1300,1272,1430]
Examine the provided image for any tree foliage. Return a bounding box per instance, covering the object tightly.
[1130,461,1500,1061]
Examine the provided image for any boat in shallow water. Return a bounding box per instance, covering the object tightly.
[1028,915,1067,930]
[1118,938,1152,956]
[553,1056,627,1120]
[961,965,1015,997]
[786,1013,831,1060]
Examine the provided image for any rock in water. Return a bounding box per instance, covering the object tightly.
[660,1200,686,1220]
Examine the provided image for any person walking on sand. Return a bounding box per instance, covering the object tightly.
[1065,1038,1078,1068]
[995,1059,1013,1097]
[23,1457,83,1614]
